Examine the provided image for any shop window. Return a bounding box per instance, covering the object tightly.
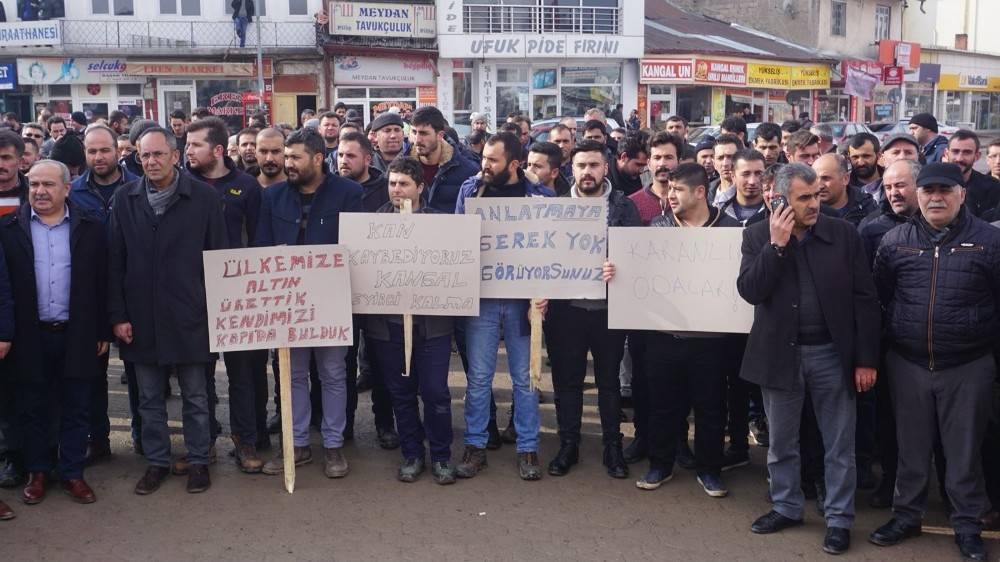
[561,66,619,85]
[497,86,529,122]
[336,88,366,99]
[82,103,110,122]
[831,0,847,37]
[334,87,418,125]
[561,86,619,119]
[289,0,308,16]
[92,0,134,15]
[453,70,474,126]
[196,79,254,133]
[874,5,891,41]
[160,0,200,16]
[227,0,266,16]
[497,67,528,84]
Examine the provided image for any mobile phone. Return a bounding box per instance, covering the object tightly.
[770,194,788,212]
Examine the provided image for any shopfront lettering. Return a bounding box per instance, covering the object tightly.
[571,38,620,55]
[358,7,409,18]
[470,38,521,55]
[525,38,565,55]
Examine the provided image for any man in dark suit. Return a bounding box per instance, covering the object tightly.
[737,163,881,555]
[0,212,13,520]
[0,159,110,506]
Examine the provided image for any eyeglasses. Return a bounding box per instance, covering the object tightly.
[23,133,43,139]
[139,151,171,162]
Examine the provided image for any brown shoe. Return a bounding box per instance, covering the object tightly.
[21,472,47,505]
[323,447,349,478]
[0,499,14,520]
[186,465,211,494]
[262,446,312,475]
[60,479,97,504]
[456,445,487,478]
[134,466,170,495]
[172,444,218,476]
[232,435,263,474]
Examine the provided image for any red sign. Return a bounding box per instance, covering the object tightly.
[693,59,747,86]
[882,65,903,86]
[842,60,882,77]
[878,40,921,71]
[640,59,693,83]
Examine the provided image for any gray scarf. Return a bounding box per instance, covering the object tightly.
[145,171,180,216]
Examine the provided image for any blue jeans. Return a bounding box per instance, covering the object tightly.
[464,298,539,452]
[291,346,348,449]
[135,363,211,468]
[234,16,248,48]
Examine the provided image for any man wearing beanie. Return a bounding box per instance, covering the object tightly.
[370,112,408,173]
[49,134,86,179]
[907,113,947,164]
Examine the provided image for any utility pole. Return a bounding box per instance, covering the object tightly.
[255,1,266,120]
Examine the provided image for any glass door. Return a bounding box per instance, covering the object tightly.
[158,81,196,127]
[648,85,675,131]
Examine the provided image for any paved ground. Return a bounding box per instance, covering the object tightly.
[3,349,996,562]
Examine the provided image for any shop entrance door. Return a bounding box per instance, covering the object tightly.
[158,81,196,127]
[647,85,675,131]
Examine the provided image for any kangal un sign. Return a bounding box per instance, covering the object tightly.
[339,213,481,316]
[607,227,753,333]
[464,198,608,299]
[203,245,354,352]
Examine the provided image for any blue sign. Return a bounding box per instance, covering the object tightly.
[0,63,15,91]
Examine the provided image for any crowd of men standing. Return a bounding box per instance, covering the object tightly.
[0,103,997,560]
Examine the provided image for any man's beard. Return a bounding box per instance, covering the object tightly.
[243,154,257,165]
[260,163,282,178]
[288,167,317,187]
[483,166,512,187]
[577,175,604,194]
[855,163,877,180]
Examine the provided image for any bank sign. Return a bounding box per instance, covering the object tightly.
[329,2,435,38]
[0,21,60,48]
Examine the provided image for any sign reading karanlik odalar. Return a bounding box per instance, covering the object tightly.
[203,245,354,352]
[464,198,608,299]
[339,213,481,316]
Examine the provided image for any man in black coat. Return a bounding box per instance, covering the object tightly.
[737,163,880,555]
[869,162,1000,562]
[0,160,110,506]
[108,128,228,496]
[0,206,14,520]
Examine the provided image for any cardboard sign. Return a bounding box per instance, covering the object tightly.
[339,212,481,316]
[465,198,607,299]
[203,245,354,352]
[607,227,753,333]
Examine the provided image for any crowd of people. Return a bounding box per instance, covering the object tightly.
[0,102,997,560]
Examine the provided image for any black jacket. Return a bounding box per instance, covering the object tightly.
[185,157,261,248]
[359,167,389,213]
[857,199,909,265]
[652,204,740,228]
[0,203,109,382]
[231,0,254,19]
[820,185,878,227]
[607,184,642,227]
[0,242,11,342]
[873,208,1000,370]
[964,170,1000,219]
[608,158,643,196]
[109,173,228,365]
[737,215,881,391]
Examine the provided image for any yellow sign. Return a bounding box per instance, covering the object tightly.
[790,65,830,90]
[748,64,791,89]
[711,87,725,124]
[938,73,1000,92]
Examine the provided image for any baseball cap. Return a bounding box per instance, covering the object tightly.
[882,133,921,152]
[916,162,964,189]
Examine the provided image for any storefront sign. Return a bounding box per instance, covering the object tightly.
[127,61,273,78]
[937,73,1000,92]
[878,40,921,71]
[439,34,643,59]
[640,59,693,83]
[17,58,138,85]
[333,55,435,86]
[790,65,830,90]
[0,21,60,48]
[747,63,790,89]
[329,2,435,38]
[693,59,746,86]
[882,66,903,86]
[959,73,989,89]
[0,63,15,91]
[874,104,894,119]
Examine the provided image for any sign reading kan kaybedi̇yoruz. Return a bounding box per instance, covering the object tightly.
[329,2,435,38]
[0,21,60,47]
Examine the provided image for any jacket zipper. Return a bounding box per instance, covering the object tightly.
[927,245,939,370]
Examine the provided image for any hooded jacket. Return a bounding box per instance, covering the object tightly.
[356,166,389,213]
[186,155,261,248]
[402,139,480,213]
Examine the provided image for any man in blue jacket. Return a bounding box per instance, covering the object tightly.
[184,116,267,475]
[907,113,948,165]
[70,124,138,465]
[403,106,479,213]
[256,128,363,480]
[454,132,554,481]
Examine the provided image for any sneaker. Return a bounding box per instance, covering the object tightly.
[262,446,312,475]
[721,448,749,471]
[323,447,349,478]
[377,428,400,450]
[397,457,425,483]
[676,440,696,470]
[455,445,487,479]
[172,444,217,475]
[697,472,729,498]
[431,461,456,485]
[636,467,673,490]
[517,452,542,481]
[749,418,769,447]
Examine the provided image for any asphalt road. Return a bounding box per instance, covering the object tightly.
[3,350,996,562]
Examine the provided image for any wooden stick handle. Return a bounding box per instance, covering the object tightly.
[278,347,295,494]
[528,299,543,391]
[401,198,413,376]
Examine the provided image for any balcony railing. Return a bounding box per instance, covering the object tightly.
[58,19,318,49]
[463,5,620,35]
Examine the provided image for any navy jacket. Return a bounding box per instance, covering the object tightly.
[873,208,1000,370]
[69,164,139,223]
[186,157,262,248]
[255,171,363,246]
[402,140,480,213]
[922,134,948,164]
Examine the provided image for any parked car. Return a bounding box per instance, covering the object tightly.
[529,117,622,143]
[867,119,958,147]
[685,123,761,147]
[814,122,875,147]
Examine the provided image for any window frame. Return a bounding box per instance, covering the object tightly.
[831,0,847,37]
[874,4,891,41]
[160,0,201,17]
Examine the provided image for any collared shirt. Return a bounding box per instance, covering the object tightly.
[30,206,71,322]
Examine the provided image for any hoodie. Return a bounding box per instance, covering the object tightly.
[185,155,261,248]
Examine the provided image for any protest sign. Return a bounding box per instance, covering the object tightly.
[607,227,753,333]
[339,212,481,316]
[464,198,608,299]
[203,245,354,353]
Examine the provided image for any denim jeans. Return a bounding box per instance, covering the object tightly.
[464,298,539,453]
[234,16,248,48]
[135,363,211,468]
[291,346,348,449]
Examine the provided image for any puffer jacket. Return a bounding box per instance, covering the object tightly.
[873,207,1000,370]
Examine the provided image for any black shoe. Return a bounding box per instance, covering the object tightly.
[500,420,517,444]
[955,533,986,561]
[486,419,502,450]
[356,372,373,392]
[815,481,827,515]
[623,437,647,464]
[603,442,629,479]
[751,510,804,534]
[377,428,400,450]
[857,462,877,491]
[518,452,542,481]
[721,448,749,471]
[868,477,894,509]
[267,413,281,435]
[676,440,696,470]
[823,527,850,555]
[547,441,579,476]
[0,456,24,489]
[868,518,922,546]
